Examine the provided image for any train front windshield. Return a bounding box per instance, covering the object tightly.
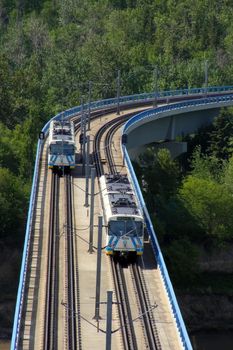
[109,220,143,237]
[50,144,74,155]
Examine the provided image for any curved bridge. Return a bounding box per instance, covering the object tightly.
[11,86,233,350]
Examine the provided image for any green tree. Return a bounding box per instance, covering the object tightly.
[139,147,180,203]
[0,123,19,174]
[12,117,37,180]
[190,146,224,182]
[223,156,233,194]
[164,238,199,286]
[180,176,233,240]
[0,168,28,244]
[207,107,233,160]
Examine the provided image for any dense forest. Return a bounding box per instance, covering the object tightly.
[1,0,233,340]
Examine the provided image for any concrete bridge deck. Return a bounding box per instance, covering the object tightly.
[17,107,183,349]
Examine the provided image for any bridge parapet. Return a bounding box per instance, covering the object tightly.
[123,146,192,350]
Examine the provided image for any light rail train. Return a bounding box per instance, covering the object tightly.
[100,173,144,256]
[48,120,76,170]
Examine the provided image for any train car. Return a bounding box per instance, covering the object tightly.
[100,173,144,256]
[48,120,76,170]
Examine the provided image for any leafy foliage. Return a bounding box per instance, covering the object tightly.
[207,107,233,160]
[0,168,28,244]
[164,238,199,286]
[180,176,233,239]
[139,148,180,208]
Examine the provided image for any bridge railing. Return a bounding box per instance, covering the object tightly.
[124,93,233,133]
[11,86,233,349]
[123,146,193,350]
[10,139,42,350]
[34,85,233,136]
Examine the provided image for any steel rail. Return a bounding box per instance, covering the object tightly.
[110,258,138,350]
[65,174,77,350]
[93,114,139,349]
[97,111,162,349]
[104,117,130,174]
[43,172,59,350]
[131,262,161,350]
[93,113,136,176]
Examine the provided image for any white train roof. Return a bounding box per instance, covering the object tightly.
[100,174,143,219]
[49,120,75,144]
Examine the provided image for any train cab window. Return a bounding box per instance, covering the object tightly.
[109,221,125,236]
[50,144,75,155]
[126,221,143,237]
[109,220,143,237]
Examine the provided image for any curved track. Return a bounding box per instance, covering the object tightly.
[91,111,162,349]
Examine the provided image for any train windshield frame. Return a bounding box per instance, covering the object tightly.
[49,144,75,155]
[109,219,143,237]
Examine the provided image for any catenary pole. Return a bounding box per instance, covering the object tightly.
[88,168,95,253]
[94,216,103,320]
[117,70,121,115]
[106,291,113,350]
[153,66,158,108]
[88,81,92,131]
[204,60,208,97]
[85,135,90,207]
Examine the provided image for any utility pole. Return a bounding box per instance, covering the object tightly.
[204,60,208,97]
[88,80,92,131]
[88,168,95,253]
[61,112,65,177]
[80,97,84,155]
[117,69,121,115]
[82,113,87,175]
[94,216,103,321]
[106,291,113,350]
[153,66,158,108]
[85,135,90,207]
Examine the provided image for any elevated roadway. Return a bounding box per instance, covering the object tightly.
[11,86,233,350]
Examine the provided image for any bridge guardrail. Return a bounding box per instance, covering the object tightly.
[11,86,233,349]
[10,140,42,350]
[123,146,193,350]
[35,85,233,136]
[124,94,233,133]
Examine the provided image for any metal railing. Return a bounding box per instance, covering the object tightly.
[123,147,193,350]
[10,140,42,350]
[35,85,233,136]
[11,86,233,349]
[124,93,233,133]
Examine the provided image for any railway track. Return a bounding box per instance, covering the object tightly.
[44,172,59,350]
[131,261,161,350]
[64,174,78,350]
[42,106,163,349]
[92,113,162,349]
[43,172,80,350]
[93,113,133,176]
[111,258,138,350]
